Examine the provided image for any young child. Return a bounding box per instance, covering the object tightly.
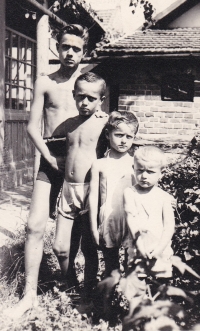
[53,72,108,300]
[124,146,175,278]
[89,111,139,277]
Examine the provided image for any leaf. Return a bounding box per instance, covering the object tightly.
[184,251,194,261]
[172,256,200,279]
[188,204,200,213]
[119,271,146,301]
[127,295,144,318]
[166,286,193,304]
[184,189,194,194]
[123,301,169,330]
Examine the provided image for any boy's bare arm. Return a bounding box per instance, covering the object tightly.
[89,160,100,245]
[149,199,175,259]
[96,126,108,159]
[27,76,60,171]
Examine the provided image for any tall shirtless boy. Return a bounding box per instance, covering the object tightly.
[5,24,89,318]
[53,72,108,302]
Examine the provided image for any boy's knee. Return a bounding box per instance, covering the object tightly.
[27,224,45,240]
[53,243,70,259]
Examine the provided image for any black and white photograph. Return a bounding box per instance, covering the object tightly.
[1,0,200,330]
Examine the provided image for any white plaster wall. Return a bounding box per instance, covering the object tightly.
[169,3,200,28]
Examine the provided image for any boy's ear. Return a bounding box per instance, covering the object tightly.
[56,43,59,52]
[72,90,75,99]
[83,48,87,58]
[105,128,110,140]
[100,95,105,103]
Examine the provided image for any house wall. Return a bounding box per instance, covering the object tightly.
[169,3,200,28]
[116,60,200,140]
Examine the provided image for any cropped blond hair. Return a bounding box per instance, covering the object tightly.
[134,146,166,170]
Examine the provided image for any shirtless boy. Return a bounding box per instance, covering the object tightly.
[53,72,108,302]
[5,24,89,318]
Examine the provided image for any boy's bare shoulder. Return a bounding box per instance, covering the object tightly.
[35,74,55,90]
[90,111,108,123]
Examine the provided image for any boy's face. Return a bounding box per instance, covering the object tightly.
[107,122,135,153]
[57,33,85,69]
[134,159,162,189]
[73,80,104,116]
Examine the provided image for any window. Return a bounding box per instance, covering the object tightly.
[5,27,36,111]
[161,74,194,102]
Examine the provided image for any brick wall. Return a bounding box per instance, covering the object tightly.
[118,74,200,139]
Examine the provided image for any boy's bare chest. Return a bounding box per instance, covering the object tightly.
[45,82,76,111]
[68,118,105,147]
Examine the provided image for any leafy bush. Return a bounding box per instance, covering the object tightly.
[159,147,200,272]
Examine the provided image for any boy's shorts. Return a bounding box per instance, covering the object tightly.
[58,180,90,220]
[36,137,66,218]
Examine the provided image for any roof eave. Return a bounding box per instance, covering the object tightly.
[93,52,200,60]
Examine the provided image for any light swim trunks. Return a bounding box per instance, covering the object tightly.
[58,180,90,220]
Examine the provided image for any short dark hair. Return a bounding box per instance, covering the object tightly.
[74,72,106,97]
[57,24,89,50]
[106,110,139,134]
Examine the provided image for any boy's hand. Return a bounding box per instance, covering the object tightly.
[147,246,161,260]
[48,155,65,173]
[94,110,109,118]
[56,156,65,173]
[136,236,147,257]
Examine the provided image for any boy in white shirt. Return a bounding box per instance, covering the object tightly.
[124,146,175,277]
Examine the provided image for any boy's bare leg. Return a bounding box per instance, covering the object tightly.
[102,247,120,278]
[53,214,81,287]
[4,180,51,318]
[81,214,98,301]
[65,218,82,289]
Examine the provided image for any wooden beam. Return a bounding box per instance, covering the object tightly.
[37,14,49,77]
[92,53,200,61]
[25,0,67,27]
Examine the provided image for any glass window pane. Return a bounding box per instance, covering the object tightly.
[32,66,36,86]
[26,89,31,111]
[26,65,32,88]
[19,37,26,61]
[5,30,11,56]
[12,33,18,59]
[27,40,32,63]
[19,63,25,86]
[5,84,11,109]
[5,58,11,82]
[11,60,18,85]
[18,87,25,110]
[11,86,17,109]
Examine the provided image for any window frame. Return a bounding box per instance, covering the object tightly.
[161,73,194,102]
[5,27,36,112]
